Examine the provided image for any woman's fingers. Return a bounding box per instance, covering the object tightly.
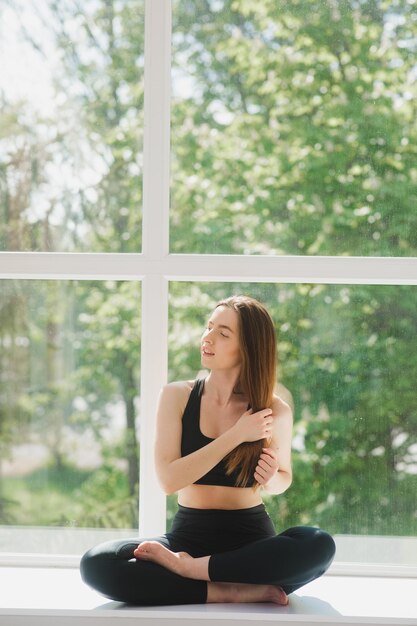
[262,446,276,455]
[255,446,280,485]
[257,458,271,471]
[254,469,267,483]
[236,407,275,442]
[262,417,273,438]
[259,452,275,464]
[255,458,274,478]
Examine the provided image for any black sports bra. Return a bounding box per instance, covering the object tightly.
[181,378,256,488]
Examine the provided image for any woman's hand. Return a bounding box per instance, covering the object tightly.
[231,408,273,444]
[254,447,279,486]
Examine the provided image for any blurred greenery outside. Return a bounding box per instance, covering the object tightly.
[0,0,416,544]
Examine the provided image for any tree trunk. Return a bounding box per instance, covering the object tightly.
[124,368,139,527]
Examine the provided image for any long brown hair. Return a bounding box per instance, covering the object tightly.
[216,296,277,487]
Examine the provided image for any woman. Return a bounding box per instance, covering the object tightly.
[81,295,335,606]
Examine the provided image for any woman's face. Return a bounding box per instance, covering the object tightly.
[201,306,241,371]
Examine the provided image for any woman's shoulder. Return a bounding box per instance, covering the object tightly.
[271,394,293,422]
[157,380,197,420]
[163,379,195,393]
[160,380,195,404]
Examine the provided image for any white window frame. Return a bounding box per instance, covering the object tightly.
[0,0,416,572]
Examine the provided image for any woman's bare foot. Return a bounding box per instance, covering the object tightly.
[133,541,194,577]
[208,581,289,606]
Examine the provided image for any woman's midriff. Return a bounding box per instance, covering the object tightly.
[178,484,263,510]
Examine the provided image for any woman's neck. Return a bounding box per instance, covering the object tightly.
[204,370,244,407]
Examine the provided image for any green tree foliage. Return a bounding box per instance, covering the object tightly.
[0,100,57,251]
[46,0,145,252]
[171,0,417,256]
[0,0,144,253]
[71,280,141,524]
[0,279,141,527]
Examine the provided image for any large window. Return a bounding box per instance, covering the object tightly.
[1,0,416,572]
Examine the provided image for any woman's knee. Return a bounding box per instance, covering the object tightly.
[80,548,101,587]
[79,539,124,588]
[280,526,336,564]
[312,529,336,565]
[80,545,128,601]
[296,526,336,561]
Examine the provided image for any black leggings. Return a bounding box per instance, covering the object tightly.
[80,504,336,606]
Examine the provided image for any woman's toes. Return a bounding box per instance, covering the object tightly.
[134,541,159,558]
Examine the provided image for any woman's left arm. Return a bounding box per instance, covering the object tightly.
[254,398,293,495]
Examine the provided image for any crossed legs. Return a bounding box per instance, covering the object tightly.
[134,526,335,604]
[81,526,335,606]
[134,542,288,604]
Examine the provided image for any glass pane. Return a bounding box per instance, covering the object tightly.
[171,1,417,256]
[0,280,141,556]
[167,282,417,566]
[0,0,144,252]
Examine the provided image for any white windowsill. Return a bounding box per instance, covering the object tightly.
[1,531,416,624]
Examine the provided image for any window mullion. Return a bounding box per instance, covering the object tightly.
[139,0,172,534]
[139,275,168,536]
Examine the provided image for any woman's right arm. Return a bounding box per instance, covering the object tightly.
[154,382,272,494]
